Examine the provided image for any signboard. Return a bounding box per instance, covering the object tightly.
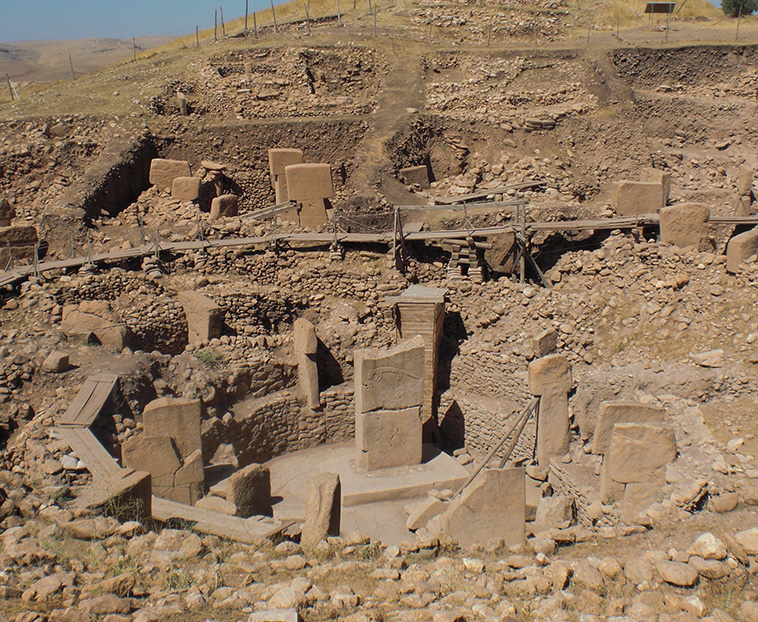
[645,2,676,14]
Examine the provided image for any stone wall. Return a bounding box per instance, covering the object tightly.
[203,383,355,467]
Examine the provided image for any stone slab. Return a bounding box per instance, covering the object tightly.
[399,165,430,188]
[536,392,570,465]
[150,159,192,193]
[430,467,525,548]
[613,180,665,216]
[301,472,341,549]
[320,445,468,507]
[0,198,15,227]
[142,397,203,461]
[726,227,758,273]
[227,463,271,517]
[592,401,666,455]
[285,163,333,201]
[121,434,182,501]
[354,336,425,415]
[297,352,320,410]
[659,202,710,249]
[605,422,677,485]
[178,290,224,344]
[172,177,201,202]
[210,194,238,219]
[268,148,304,183]
[356,407,423,471]
[640,168,672,203]
[738,165,754,196]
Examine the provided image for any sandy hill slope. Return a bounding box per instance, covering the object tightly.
[1,36,176,83]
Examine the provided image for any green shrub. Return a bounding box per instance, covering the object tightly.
[722,0,757,17]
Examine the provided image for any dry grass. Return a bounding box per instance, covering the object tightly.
[593,0,721,27]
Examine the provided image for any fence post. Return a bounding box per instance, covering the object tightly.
[305,2,311,35]
[254,13,258,38]
[196,25,200,47]
[336,0,341,26]
[373,7,377,37]
[245,0,249,31]
[215,9,218,40]
[737,5,743,41]
[132,37,136,62]
[6,74,13,101]
[69,55,75,80]
[271,0,278,33]
[221,6,226,37]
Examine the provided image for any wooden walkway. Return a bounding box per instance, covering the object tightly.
[152,497,293,543]
[56,375,291,542]
[59,373,119,427]
[2,213,758,289]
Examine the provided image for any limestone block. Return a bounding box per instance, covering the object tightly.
[534,495,573,533]
[285,163,333,201]
[301,472,341,549]
[592,401,666,455]
[599,462,625,503]
[227,463,271,517]
[42,351,69,373]
[122,435,182,500]
[640,168,672,203]
[738,165,754,196]
[605,423,677,485]
[726,227,758,273]
[61,301,131,350]
[210,194,239,219]
[527,354,572,396]
[274,176,291,205]
[659,203,710,249]
[297,352,320,410]
[178,291,224,344]
[356,407,423,471]
[354,336,425,415]
[299,199,329,227]
[143,397,203,461]
[0,198,15,227]
[174,449,205,505]
[433,467,525,548]
[533,328,558,357]
[83,468,152,523]
[149,159,192,193]
[613,181,665,216]
[399,165,430,188]
[293,318,318,354]
[268,148,304,186]
[172,177,201,202]
[406,495,446,531]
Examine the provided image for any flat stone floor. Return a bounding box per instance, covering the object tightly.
[265,442,469,545]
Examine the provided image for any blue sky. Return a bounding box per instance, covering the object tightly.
[0,0,272,42]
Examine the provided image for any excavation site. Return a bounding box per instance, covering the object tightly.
[2,1,758,621]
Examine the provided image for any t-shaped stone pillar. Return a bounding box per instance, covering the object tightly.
[527,354,572,466]
[387,285,447,424]
[294,318,320,409]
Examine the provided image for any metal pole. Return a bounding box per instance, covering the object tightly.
[454,398,538,495]
[737,6,743,41]
[221,6,226,37]
[497,406,534,468]
[373,8,377,37]
[245,0,249,31]
[33,244,39,279]
[5,241,13,270]
[6,74,13,101]
[254,13,258,38]
[69,55,75,80]
[132,37,136,62]
[215,9,218,40]
[86,232,94,267]
[305,2,310,35]
[666,10,670,41]
[271,0,278,33]
[68,227,76,258]
[196,25,200,47]
[154,228,161,260]
[336,0,341,26]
